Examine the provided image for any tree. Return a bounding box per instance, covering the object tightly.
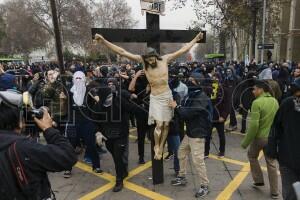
[172,0,283,61]
[0,14,5,43]
[0,0,49,57]
[92,0,138,62]
[26,0,94,52]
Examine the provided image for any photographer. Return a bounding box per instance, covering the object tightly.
[0,90,77,200]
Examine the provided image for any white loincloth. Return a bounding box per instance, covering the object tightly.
[148,89,174,125]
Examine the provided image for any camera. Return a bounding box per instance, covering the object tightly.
[28,108,44,119]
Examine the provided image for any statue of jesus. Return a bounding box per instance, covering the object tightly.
[94,32,203,160]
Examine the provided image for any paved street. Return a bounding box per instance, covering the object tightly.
[50,118,282,200]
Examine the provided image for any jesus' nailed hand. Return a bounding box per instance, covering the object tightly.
[93,31,203,160]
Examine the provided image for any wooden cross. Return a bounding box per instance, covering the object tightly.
[92,13,206,185]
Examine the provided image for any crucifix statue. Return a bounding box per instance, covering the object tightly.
[92,6,206,183]
[94,32,203,160]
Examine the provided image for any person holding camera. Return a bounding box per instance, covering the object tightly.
[0,90,77,200]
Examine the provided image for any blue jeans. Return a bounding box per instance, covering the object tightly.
[167,135,180,173]
[75,113,100,169]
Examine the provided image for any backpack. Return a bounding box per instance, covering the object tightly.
[0,141,33,200]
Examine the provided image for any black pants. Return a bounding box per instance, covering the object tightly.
[280,165,300,200]
[229,106,237,127]
[105,137,129,182]
[205,122,225,155]
[78,118,100,169]
[240,109,248,132]
[136,113,149,159]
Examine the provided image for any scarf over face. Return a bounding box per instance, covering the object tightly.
[71,71,86,106]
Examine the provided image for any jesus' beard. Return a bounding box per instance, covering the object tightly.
[144,60,157,70]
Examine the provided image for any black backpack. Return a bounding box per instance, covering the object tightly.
[0,141,33,200]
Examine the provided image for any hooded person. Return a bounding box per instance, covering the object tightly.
[71,71,86,106]
[67,71,102,178]
[267,77,300,200]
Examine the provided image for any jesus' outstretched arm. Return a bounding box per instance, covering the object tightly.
[94,34,143,63]
[163,32,204,63]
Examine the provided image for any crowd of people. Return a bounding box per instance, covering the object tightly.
[0,58,300,199]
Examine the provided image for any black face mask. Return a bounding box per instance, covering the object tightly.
[187,81,199,92]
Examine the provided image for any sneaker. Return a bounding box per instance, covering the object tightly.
[113,181,123,192]
[252,182,265,187]
[93,168,103,174]
[164,153,174,161]
[138,158,145,164]
[204,153,209,159]
[63,170,72,178]
[271,193,280,199]
[226,125,237,132]
[171,176,187,186]
[195,185,209,198]
[218,152,225,159]
[83,157,92,165]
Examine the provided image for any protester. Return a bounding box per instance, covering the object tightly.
[0,90,77,200]
[97,78,141,192]
[267,77,300,200]
[241,80,279,199]
[170,72,212,198]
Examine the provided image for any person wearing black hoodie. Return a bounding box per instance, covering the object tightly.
[170,73,213,198]
[97,78,141,192]
[0,90,77,200]
[267,77,300,200]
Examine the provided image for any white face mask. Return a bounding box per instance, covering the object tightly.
[71,71,86,106]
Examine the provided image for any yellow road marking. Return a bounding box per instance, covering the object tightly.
[75,162,115,182]
[209,154,247,166]
[78,182,115,200]
[75,161,171,200]
[126,161,152,179]
[209,154,280,175]
[125,181,173,200]
[216,163,251,200]
[215,152,263,200]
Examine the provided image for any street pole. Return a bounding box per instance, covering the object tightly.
[251,0,258,60]
[286,0,297,62]
[50,0,65,74]
[260,0,266,64]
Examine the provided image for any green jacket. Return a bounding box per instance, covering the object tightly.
[241,92,279,148]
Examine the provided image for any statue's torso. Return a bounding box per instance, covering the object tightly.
[144,59,170,96]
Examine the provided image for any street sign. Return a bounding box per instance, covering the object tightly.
[258,43,274,50]
[141,0,166,15]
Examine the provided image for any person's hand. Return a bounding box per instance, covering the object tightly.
[34,108,53,132]
[169,100,177,109]
[219,117,225,123]
[94,95,100,103]
[135,70,144,78]
[196,32,204,42]
[94,34,104,43]
[130,94,138,99]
